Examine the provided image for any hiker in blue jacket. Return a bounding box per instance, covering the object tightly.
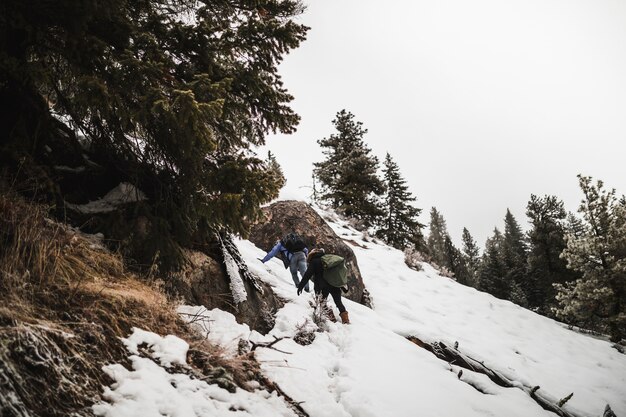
[260,232,310,292]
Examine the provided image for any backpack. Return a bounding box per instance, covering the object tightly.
[282,233,306,253]
[320,254,348,287]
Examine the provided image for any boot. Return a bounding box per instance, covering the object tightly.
[340,311,350,324]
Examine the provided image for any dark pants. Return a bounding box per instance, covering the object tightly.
[315,282,346,313]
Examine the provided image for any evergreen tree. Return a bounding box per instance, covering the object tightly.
[461,227,481,287]
[502,209,529,305]
[266,151,286,192]
[444,234,470,284]
[477,228,509,299]
[525,195,572,312]
[565,212,586,239]
[427,207,449,268]
[425,207,467,280]
[314,110,385,227]
[1,0,308,269]
[376,153,424,249]
[555,175,626,341]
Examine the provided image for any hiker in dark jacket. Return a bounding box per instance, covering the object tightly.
[260,233,310,292]
[297,248,350,324]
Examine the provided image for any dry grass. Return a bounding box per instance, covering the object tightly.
[0,189,263,416]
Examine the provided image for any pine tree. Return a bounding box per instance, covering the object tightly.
[1,0,308,269]
[376,153,424,249]
[477,228,509,299]
[525,194,573,313]
[425,207,467,279]
[444,234,470,284]
[565,212,586,239]
[555,175,626,341]
[314,110,385,228]
[502,209,529,305]
[427,207,449,268]
[461,227,481,287]
[266,151,286,192]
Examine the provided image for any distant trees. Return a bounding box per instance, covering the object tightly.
[312,109,624,341]
[427,208,450,268]
[477,228,509,298]
[461,228,481,286]
[502,209,529,306]
[525,195,572,312]
[425,207,469,282]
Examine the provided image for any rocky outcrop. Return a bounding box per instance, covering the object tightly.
[167,245,283,334]
[248,200,369,306]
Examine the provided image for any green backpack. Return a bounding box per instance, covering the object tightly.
[320,254,348,287]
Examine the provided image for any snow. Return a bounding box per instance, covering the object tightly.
[93,329,296,417]
[221,245,248,305]
[122,327,189,367]
[95,203,626,417]
[66,182,146,214]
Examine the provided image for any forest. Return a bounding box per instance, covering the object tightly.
[311,109,626,343]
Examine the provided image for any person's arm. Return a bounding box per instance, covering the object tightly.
[298,263,314,294]
[261,242,282,263]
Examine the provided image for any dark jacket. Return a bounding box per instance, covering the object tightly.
[298,251,325,292]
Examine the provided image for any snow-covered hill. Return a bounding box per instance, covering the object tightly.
[94,206,626,417]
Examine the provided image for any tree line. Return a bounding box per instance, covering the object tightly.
[313,110,625,342]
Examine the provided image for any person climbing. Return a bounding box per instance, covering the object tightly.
[259,232,310,292]
[297,248,350,324]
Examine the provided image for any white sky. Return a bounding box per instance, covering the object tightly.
[262,0,626,248]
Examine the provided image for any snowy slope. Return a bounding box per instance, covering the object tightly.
[94,205,626,417]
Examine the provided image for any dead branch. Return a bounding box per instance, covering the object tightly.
[250,336,292,354]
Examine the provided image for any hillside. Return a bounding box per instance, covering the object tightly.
[91,203,626,417]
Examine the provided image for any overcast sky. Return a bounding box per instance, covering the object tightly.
[262,0,626,248]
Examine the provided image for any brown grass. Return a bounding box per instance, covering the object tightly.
[0,190,263,416]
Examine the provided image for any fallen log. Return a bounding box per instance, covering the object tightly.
[406,336,606,417]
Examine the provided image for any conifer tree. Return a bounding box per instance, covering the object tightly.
[425,207,467,279]
[525,195,572,312]
[565,212,586,239]
[502,209,529,305]
[314,110,384,227]
[376,153,424,249]
[427,207,449,268]
[1,0,308,269]
[266,151,286,193]
[555,175,626,341]
[461,227,481,287]
[444,234,470,284]
[477,228,509,299]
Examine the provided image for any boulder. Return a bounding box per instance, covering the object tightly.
[167,249,283,334]
[249,200,369,306]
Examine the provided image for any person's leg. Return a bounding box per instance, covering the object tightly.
[329,286,346,313]
[289,255,301,287]
[321,286,336,322]
[295,252,309,291]
[328,287,349,324]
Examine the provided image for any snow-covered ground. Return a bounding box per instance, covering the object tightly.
[94,205,626,417]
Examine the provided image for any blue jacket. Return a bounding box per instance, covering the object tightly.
[261,241,308,263]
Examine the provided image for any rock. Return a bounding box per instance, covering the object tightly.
[249,200,370,306]
[167,249,283,334]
